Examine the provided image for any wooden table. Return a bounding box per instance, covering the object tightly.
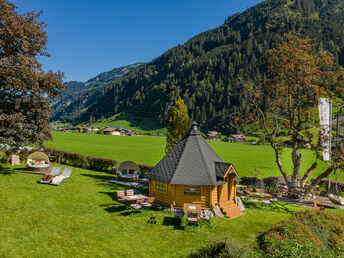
[121,194,148,201]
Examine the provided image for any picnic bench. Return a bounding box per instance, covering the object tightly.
[277,183,310,202]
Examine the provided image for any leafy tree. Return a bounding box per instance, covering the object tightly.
[240,32,344,195]
[0,0,64,148]
[165,97,191,153]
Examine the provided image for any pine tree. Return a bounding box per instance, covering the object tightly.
[165,97,191,153]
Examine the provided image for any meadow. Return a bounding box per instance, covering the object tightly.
[0,164,301,257]
[46,132,334,181]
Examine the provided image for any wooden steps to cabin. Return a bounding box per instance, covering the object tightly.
[219,200,243,219]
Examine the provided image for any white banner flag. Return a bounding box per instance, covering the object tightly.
[318,98,331,161]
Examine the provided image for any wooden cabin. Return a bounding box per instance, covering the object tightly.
[147,122,241,210]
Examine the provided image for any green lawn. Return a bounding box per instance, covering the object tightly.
[0,164,303,257]
[46,132,334,181]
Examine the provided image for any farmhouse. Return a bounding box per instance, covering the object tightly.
[207,131,221,140]
[103,127,123,136]
[147,122,241,213]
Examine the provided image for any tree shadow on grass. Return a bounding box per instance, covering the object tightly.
[81,173,115,181]
[0,164,16,176]
[162,217,183,230]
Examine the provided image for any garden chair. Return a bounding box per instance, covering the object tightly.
[313,200,325,211]
[50,167,73,186]
[187,212,198,224]
[130,200,143,214]
[141,197,155,210]
[39,167,61,184]
[200,210,211,227]
[174,208,185,217]
[126,189,134,196]
[116,190,126,202]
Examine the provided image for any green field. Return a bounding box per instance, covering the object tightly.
[0,164,302,257]
[46,132,333,181]
[79,113,167,135]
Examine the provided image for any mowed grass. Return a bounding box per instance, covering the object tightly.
[0,164,299,257]
[46,132,333,181]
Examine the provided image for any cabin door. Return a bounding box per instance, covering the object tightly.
[218,175,230,202]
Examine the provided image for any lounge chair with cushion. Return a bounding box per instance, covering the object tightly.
[27,152,50,172]
[50,167,72,186]
[39,167,61,184]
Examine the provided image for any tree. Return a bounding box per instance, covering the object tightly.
[239,32,344,194]
[0,0,64,149]
[165,97,191,153]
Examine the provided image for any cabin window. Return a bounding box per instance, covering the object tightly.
[156,182,166,191]
[184,186,201,195]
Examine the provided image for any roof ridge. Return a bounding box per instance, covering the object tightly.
[194,133,216,185]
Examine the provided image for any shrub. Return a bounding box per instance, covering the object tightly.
[291,209,344,249]
[86,156,118,172]
[258,220,320,257]
[138,165,152,178]
[189,239,252,258]
[61,151,87,168]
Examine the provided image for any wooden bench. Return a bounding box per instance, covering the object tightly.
[277,183,307,202]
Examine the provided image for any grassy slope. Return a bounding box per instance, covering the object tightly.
[0,164,300,257]
[46,132,333,181]
[81,113,167,135]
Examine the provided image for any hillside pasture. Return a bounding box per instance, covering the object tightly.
[46,132,334,181]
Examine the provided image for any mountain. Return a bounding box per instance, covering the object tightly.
[56,0,344,133]
[52,63,144,121]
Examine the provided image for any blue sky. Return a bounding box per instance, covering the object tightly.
[13,0,263,82]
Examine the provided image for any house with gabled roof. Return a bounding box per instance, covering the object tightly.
[147,122,242,216]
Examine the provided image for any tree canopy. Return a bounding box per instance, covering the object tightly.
[165,97,191,154]
[0,0,64,148]
[241,31,344,194]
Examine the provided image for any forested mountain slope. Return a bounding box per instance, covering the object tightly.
[58,0,344,133]
[52,63,143,121]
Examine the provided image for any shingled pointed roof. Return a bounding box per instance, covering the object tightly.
[147,122,236,186]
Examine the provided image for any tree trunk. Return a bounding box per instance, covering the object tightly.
[304,165,335,196]
[272,146,290,185]
[300,162,318,187]
[291,144,302,185]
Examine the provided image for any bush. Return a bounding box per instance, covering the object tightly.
[86,156,118,173]
[189,239,252,258]
[258,220,320,257]
[61,151,87,168]
[291,209,344,249]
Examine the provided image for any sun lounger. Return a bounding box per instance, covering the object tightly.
[250,199,259,203]
[50,167,72,186]
[39,167,61,184]
[261,199,271,204]
[270,197,278,202]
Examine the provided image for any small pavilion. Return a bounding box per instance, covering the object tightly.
[147,122,241,210]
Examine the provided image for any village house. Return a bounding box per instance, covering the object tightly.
[78,126,100,134]
[228,134,247,142]
[207,131,221,140]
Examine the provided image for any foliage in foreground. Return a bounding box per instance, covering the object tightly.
[292,209,344,249]
[189,238,252,258]
[258,220,320,257]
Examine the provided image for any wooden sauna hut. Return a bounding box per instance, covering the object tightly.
[147,122,242,217]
